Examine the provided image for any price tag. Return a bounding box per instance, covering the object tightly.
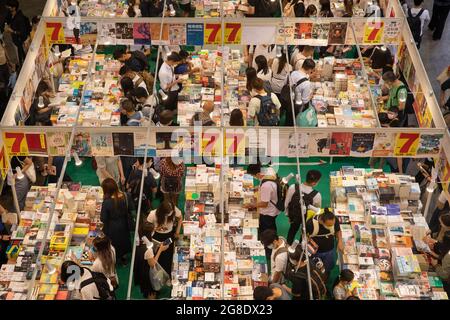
[394,133,420,156]
[224,132,245,156]
[3,132,28,156]
[224,23,242,44]
[204,23,222,45]
[45,22,65,44]
[363,21,384,44]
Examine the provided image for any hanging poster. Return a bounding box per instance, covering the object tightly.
[47,132,70,156]
[133,23,151,45]
[204,23,222,45]
[186,23,204,46]
[45,22,65,45]
[149,23,169,45]
[116,23,134,46]
[98,22,116,45]
[372,132,395,157]
[308,132,331,156]
[112,133,134,156]
[346,19,365,44]
[383,19,402,44]
[3,132,28,156]
[224,131,246,156]
[63,21,77,44]
[416,134,443,156]
[328,22,347,45]
[224,23,242,44]
[242,25,277,45]
[91,133,114,157]
[134,132,156,157]
[288,133,309,158]
[79,22,98,45]
[156,132,181,157]
[363,20,384,44]
[169,24,187,45]
[25,133,47,156]
[276,23,295,45]
[394,132,420,156]
[329,133,353,156]
[72,132,92,157]
[350,133,375,157]
[311,23,330,46]
[294,23,313,43]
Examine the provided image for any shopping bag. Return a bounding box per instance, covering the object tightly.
[149,262,170,291]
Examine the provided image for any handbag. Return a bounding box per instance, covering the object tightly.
[149,262,170,291]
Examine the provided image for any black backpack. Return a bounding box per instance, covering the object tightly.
[407,8,424,43]
[261,177,289,212]
[280,76,308,113]
[284,259,327,299]
[80,269,116,300]
[288,184,319,225]
[255,95,279,126]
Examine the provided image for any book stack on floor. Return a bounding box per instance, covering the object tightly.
[172,166,267,299]
[331,167,448,300]
[0,185,104,300]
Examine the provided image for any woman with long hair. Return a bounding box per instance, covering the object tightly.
[319,0,334,17]
[159,157,185,204]
[304,4,318,17]
[255,55,272,82]
[124,0,142,17]
[270,48,292,96]
[147,198,182,275]
[91,235,119,289]
[134,221,169,299]
[100,178,134,265]
[246,67,257,93]
[229,108,245,126]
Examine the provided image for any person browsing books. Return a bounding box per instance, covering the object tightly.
[89,236,119,290]
[260,229,289,284]
[285,170,322,245]
[248,78,281,126]
[253,284,291,300]
[158,52,182,111]
[305,208,344,275]
[333,269,356,300]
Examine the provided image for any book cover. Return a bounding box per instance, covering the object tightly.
[90,133,114,157]
[112,133,134,156]
[311,23,330,46]
[115,22,134,46]
[71,132,92,157]
[169,24,187,45]
[134,132,156,157]
[133,23,151,45]
[350,133,375,157]
[186,23,204,46]
[150,23,169,45]
[294,23,313,41]
[416,134,443,156]
[79,22,97,45]
[288,132,309,158]
[308,132,331,156]
[47,132,70,156]
[372,132,395,157]
[99,22,116,45]
[25,133,47,155]
[328,22,347,45]
[329,132,352,155]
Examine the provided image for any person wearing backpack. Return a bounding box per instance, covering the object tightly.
[126,157,158,215]
[285,170,322,245]
[282,59,316,126]
[260,229,289,284]
[60,260,115,300]
[114,48,148,73]
[406,0,430,49]
[305,208,344,276]
[248,78,281,126]
[5,0,30,67]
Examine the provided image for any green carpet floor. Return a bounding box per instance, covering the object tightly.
[66,156,389,299]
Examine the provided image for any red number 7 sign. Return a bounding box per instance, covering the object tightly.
[46,22,63,41]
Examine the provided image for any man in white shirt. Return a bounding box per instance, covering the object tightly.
[284,170,322,245]
[158,52,182,111]
[260,229,288,284]
[405,0,430,49]
[285,58,316,126]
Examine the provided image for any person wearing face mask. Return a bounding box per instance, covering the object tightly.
[147,199,182,275]
[260,229,289,284]
[305,208,343,276]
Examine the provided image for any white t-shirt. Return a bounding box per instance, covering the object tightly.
[257,69,273,82]
[133,74,148,93]
[270,238,288,282]
[248,92,281,125]
[284,183,322,217]
[91,246,117,283]
[158,62,178,92]
[406,7,430,36]
[77,268,114,300]
[147,207,182,234]
[287,70,312,105]
[271,58,292,94]
[259,178,280,217]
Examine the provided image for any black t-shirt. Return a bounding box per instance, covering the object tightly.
[370,47,393,72]
[306,217,340,253]
[248,0,279,17]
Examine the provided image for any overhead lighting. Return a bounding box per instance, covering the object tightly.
[426,181,437,193]
[282,173,294,185]
[149,168,161,180]
[288,240,300,254]
[276,46,282,58]
[54,45,61,57]
[159,89,168,101]
[46,262,57,275]
[165,46,172,56]
[169,4,176,16]
[380,45,387,51]
[37,96,45,109]
[15,167,24,180]
[142,236,153,249]
[73,152,83,166]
